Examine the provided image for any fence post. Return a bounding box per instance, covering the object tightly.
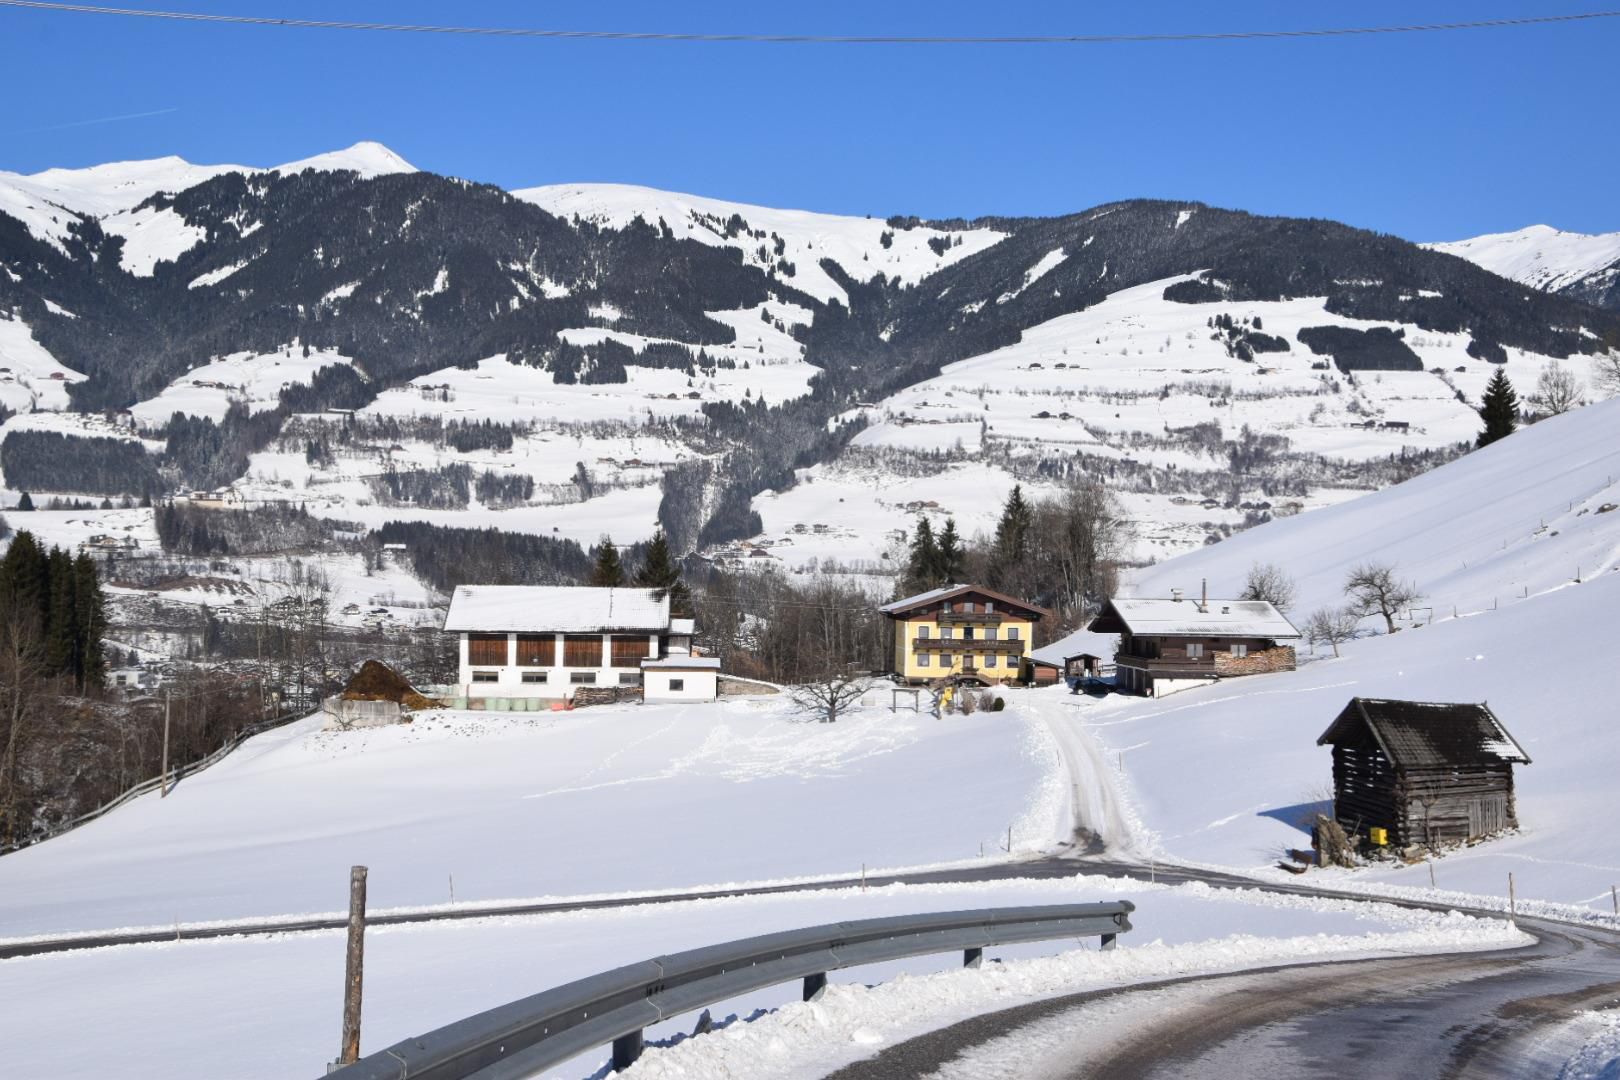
[1508,872,1516,921]
[611,1030,644,1072]
[160,690,171,797]
[333,866,368,1071]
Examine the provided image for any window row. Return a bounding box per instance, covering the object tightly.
[466,634,653,668]
[913,652,1004,668]
[916,625,1019,641]
[469,670,643,686]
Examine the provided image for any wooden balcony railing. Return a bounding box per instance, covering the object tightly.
[936,612,1006,625]
[1114,654,1217,674]
[913,637,1026,653]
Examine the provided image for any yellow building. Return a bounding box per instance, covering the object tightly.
[880,585,1047,685]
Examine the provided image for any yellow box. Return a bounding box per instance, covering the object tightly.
[1369,826,1389,846]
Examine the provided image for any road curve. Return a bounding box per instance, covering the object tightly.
[825,903,1620,1080]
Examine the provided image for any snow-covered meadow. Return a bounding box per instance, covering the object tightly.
[0,694,1067,938]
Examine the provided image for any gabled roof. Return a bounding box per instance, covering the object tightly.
[1087,597,1299,640]
[1317,698,1531,768]
[641,655,721,670]
[444,586,671,633]
[880,583,1048,620]
[1032,627,1119,666]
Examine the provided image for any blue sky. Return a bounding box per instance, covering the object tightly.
[5,1,1618,241]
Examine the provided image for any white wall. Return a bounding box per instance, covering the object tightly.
[458,631,654,700]
[643,669,718,703]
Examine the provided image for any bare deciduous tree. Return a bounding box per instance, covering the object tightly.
[1305,607,1362,658]
[1240,562,1297,613]
[1527,361,1584,417]
[789,667,873,724]
[1592,348,1620,399]
[1343,563,1421,634]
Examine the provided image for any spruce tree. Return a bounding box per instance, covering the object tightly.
[1477,369,1519,448]
[634,529,690,615]
[16,492,33,512]
[905,518,940,594]
[991,485,1033,585]
[937,518,965,585]
[590,538,626,587]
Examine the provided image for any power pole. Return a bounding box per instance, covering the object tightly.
[160,690,171,797]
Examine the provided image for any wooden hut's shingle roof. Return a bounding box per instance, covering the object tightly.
[1317,698,1530,768]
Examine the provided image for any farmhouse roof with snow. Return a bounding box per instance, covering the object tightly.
[1087,596,1300,640]
[879,584,1047,619]
[443,586,672,634]
[1317,698,1530,768]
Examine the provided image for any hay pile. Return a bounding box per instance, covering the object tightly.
[341,660,440,711]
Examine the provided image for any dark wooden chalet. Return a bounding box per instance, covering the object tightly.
[1318,698,1530,848]
[1087,590,1299,697]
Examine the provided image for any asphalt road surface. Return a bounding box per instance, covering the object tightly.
[826,902,1620,1080]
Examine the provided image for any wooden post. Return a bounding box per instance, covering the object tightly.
[160,690,171,797]
[1428,861,1436,888]
[1007,824,1013,855]
[1611,885,1617,917]
[338,866,368,1068]
[1508,872,1516,920]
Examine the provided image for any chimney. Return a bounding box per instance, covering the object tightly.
[1171,588,1183,603]
[1199,578,1209,613]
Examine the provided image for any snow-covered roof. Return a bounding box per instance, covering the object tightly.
[670,618,696,636]
[1089,597,1299,640]
[444,586,670,633]
[1031,628,1119,666]
[641,656,721,670]
[880,584,1046,618]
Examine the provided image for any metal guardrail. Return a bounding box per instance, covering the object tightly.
[327,901,1133,1079]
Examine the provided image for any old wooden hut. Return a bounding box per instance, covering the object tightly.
[1317,698,1530,848]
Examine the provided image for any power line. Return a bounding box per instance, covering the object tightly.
[2,1,1618,46]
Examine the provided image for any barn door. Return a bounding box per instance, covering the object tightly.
[1469,794,1508,836]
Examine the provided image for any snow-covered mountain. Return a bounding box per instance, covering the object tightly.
[1427,224,1620,311]
[3,142,1619,579]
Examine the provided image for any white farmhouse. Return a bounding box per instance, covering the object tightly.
[442,585,717,706]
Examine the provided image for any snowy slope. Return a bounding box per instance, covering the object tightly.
[0,312,86,411]
[514,182,1005,304]
[0,695,1066,936]
[1428,224,1620,295]
[1065,399,1620,911]
[127,345,357,424]
[1127,396,1620,619]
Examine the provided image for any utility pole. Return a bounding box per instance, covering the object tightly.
[160,690,171,797]
[333,866,369,1071]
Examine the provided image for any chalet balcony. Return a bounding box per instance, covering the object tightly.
[936,611,1007,626]
[912,637,1026,654]
[1115,654,1217,675]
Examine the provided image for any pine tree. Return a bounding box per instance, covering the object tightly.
[634,528,690,615]
[991,485,1033,585]
[905,518,940,593]
[1477,369,1519,448]
[590,538,626,587]
[937,518,965,585]
[16,492,33,512]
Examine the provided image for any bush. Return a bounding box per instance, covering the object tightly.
[990,696,1006,712]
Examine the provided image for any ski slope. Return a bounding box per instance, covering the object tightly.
[1070,399,1620,910]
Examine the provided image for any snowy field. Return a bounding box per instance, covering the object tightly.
[1055,400,1620,912]
[127,345,356,424]
[0,874,1524,1080]
[0,695,1067,938]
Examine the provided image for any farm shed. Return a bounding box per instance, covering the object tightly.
[1317,698,1530,849]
